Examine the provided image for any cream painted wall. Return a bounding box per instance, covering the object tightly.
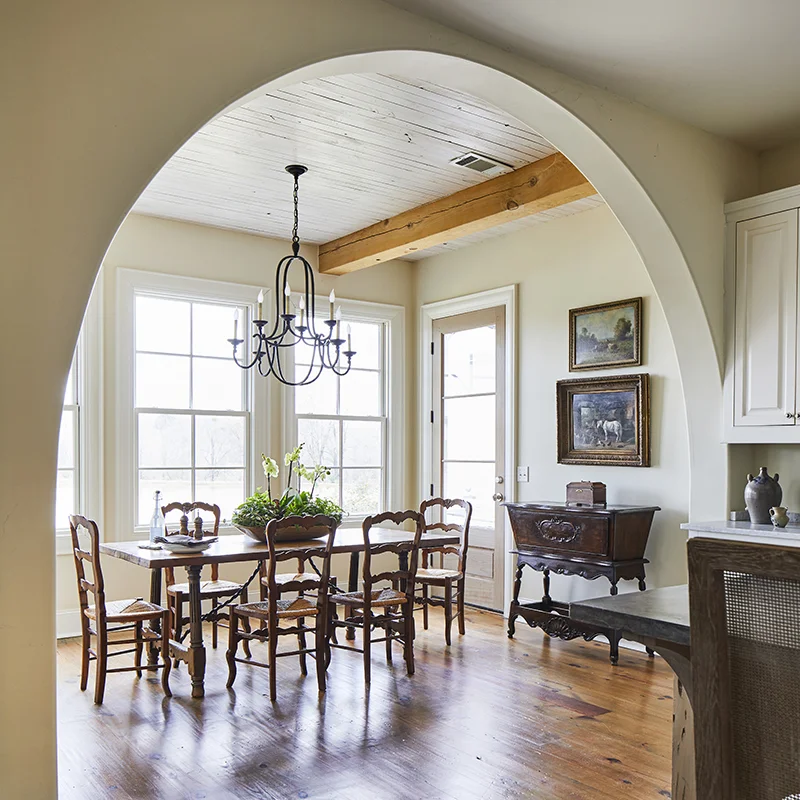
[0,1,761,794]
[416,205,691,602]
[54,214,416,637]
[759,140,800,193]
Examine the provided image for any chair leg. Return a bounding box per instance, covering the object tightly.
[298,617,308,676]
[211,597,218,649]
[79,621,90,692]
[94,625,108,705]
[422,583,429,630]
[403,602,415,676]
[134,621,143,678]
[225,609,239,689]
[160,611,172,698]
[268,615,278,702]
[315,612,327,694]
[240,587,252,659]
[363,606,372,685]
[385,607,394,663]
[457,578,466,636]
[443,579,453,646]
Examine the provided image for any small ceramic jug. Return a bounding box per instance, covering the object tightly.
[770,506,790,528]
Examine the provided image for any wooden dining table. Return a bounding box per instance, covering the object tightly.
[101,528,460,698]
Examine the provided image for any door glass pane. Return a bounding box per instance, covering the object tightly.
[443,395,495,461]
[342,468,381,515]
[135,296,191,355]
[138,469,192,525]
[295,368,337,415]
[343,420,382,466]
[64,361,76,404]
[340,370,381,416]
[138,413,191,468]
[192,357,243,411]
[196,415,245,468]
[443,461,495,527]
[193,302,240,358]
[56,469,75,528]
[298,418,339,467]
[136,353,190,409]
[346,321,382,370]
[443,325,495,397]
[57,408,76,468]
[195,468,245,521]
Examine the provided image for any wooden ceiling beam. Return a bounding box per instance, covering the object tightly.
[318,153,595,275]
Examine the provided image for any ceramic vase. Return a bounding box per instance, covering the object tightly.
[744,467,783,525]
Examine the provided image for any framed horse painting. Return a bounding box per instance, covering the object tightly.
[557,374,650,467]
[569,297,642,371]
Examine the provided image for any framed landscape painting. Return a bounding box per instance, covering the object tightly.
[557,374,650,467]
[569,297,642,371]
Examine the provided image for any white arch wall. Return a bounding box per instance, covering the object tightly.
[1,1,757,795]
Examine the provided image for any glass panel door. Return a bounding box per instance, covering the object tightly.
[432,306,505,611]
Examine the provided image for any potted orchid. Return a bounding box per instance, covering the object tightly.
[232,444,343,542]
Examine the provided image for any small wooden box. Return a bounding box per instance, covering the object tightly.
[566,481,606,507]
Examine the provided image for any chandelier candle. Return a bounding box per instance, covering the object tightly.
[227,165,356,386]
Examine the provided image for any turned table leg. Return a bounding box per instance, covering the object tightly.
[507,560,523,638]
[148,568,162,667]
[186,564,206,698]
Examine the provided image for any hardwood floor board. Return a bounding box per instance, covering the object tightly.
[58,609,673,799]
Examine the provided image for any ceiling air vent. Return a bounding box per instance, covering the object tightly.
[450,152,513,177]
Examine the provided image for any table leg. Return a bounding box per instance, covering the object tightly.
[542,568,551,608]
[148,568,162,666]
[672,676,696,800]
[346,550,359,641]
[186,564,206,698]
[508,560,523,638]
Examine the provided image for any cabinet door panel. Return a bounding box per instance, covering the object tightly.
[734,211,799,426]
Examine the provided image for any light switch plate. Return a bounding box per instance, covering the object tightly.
[516,466,529,482]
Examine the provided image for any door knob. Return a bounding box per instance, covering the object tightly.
[492,492,504,502]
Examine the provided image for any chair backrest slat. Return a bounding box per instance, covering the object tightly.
[161,501,222,582]
[362,510,424,593]
[263,515,339,601]
[419,498,472,572]
[69,515,106,622]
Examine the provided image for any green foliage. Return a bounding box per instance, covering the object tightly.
[233,444,343,527]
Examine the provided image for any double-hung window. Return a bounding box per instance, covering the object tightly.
[291,300,404,520]
[119,270,268,532]
[56,355,80,530]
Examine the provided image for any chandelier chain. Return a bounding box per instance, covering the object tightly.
[291,173,300,253]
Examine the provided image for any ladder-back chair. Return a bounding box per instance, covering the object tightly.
[328,510,424,683]
[226,514,339,701]
[415,498,473,645]
[162,501,250,654]
[69,515,171,704]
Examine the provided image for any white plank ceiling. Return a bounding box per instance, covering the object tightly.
[133,73,603,253]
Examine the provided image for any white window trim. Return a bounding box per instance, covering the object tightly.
[282,296,405,527]
[116,268,273,539]
[419,285,517,612]
[56,270,104,556]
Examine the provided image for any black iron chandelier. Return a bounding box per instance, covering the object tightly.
[227,165,355,386]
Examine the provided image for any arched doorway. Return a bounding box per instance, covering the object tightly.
[2,6,747,792]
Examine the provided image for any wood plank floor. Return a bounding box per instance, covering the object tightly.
[57,609,674,799]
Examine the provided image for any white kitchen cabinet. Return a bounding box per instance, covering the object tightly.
[724,187,800,442]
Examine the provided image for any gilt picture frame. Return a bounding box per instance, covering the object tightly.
[557,374,650,467]
[569,297,642,371]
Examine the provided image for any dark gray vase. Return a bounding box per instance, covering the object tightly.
[744,467,783,525]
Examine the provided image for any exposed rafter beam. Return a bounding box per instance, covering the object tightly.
[318,153,595,275]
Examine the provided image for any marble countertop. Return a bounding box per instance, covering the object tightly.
[681,519,800,547]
